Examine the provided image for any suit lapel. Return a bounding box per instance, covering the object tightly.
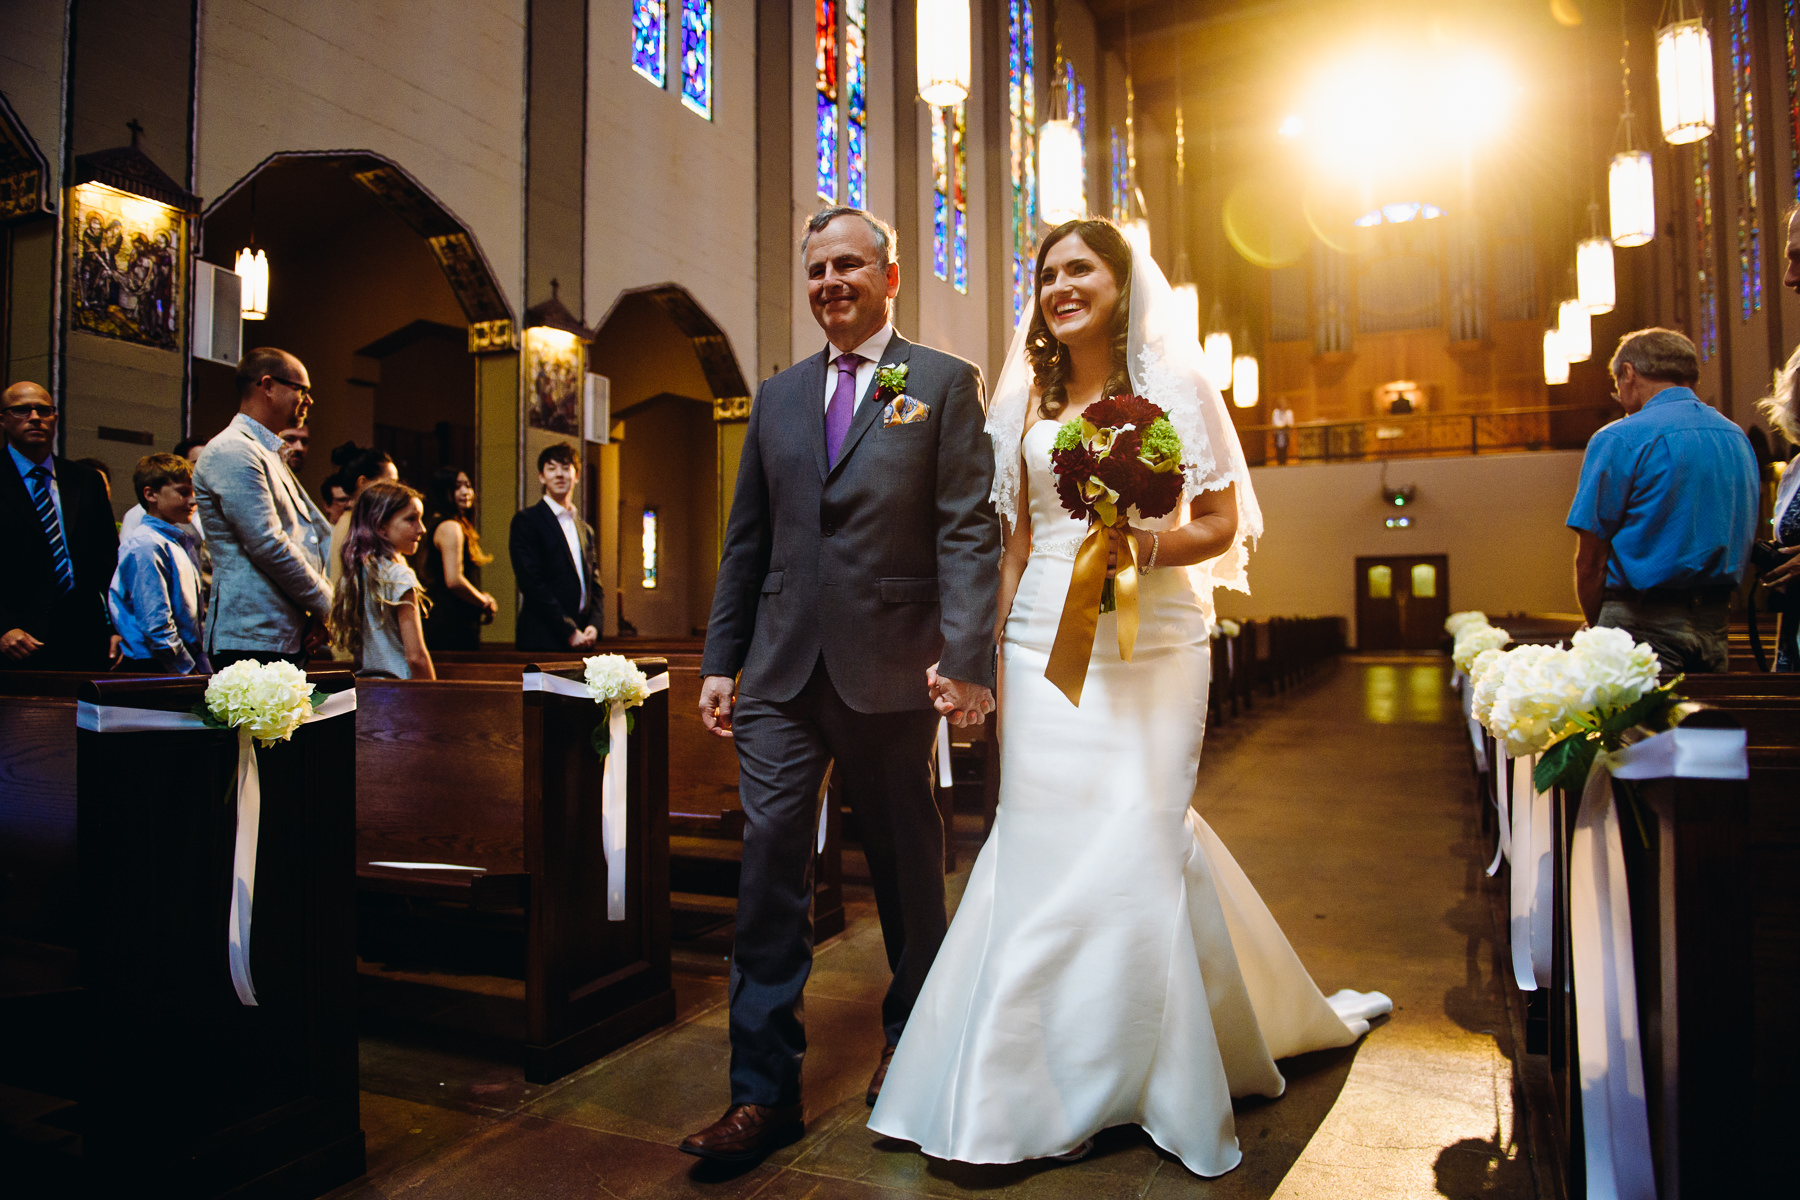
[828,334,913,479]
[53,455,84,550]
[804,349,830,480]
[1,450,48,558]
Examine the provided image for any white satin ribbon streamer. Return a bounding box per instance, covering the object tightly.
[76,688,357,1006]
[521,670,669,921]
[1487,737,1512,878]
[936,717,953,787]
[1571,727,1747,1200]
[1509,753,1552,991]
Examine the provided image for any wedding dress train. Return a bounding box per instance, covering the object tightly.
[868,420,1389,1176]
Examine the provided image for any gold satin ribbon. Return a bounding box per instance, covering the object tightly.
[1045,523,1139,706]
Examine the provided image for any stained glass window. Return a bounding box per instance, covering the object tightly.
[1729,1,1760,320]
[816,1,839,201]
[845,0,868,207]
[1064,60,1088,205]
[1008,0,1037,323]
[1786,1,1799,195]
[932,109,949,279]
[1695,149,1719,361]
[952,103,968,293]
[1110,127,1128,222]
[642,508,659,588]
[632,0,667,87]
[680,1,712,118]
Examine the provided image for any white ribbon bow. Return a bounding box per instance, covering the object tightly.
[1572,726,1746,1200]
[77,688,358,1007]
[523,670,670,920]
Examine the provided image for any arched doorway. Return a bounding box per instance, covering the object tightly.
[195,153,512,509]
[588,285,750,639]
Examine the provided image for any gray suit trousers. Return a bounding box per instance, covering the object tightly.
[727,659,944,1107]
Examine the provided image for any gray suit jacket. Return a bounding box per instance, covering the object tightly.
[195,413,334,655]
[702,331,1000,712]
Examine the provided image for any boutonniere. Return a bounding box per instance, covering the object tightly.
[875,363,909,400]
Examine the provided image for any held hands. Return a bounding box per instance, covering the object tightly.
[1762,543,1800,589]
[698,674,737,737]
[302,614,332,656]
[928,662,994,727]
[568,625,599,650]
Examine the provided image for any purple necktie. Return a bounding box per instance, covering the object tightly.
[825,353,861,465]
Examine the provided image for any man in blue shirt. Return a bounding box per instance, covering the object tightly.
[1568,328,1758,672]
[110,453,210,674]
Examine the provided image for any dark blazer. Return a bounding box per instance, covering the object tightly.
[0,447,118,668]
[510,498,602,651]
[702,331,1001,713]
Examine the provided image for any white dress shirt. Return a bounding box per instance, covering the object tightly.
[543,494,587,611]
[822,323,897,414]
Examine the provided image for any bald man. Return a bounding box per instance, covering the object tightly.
[1,381,119,669]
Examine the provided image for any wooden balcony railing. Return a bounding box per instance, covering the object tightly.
[1242,404,1617,465]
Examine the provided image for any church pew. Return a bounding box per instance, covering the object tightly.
[353,661,676,1083]
[1,670,367,1197]
[372,650,849,939]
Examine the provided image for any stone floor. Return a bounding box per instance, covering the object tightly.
[326,658,1541,1200]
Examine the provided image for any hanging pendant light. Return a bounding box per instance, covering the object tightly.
[1171,284,1199,342]
[1203,303,1233,392]
[1557,299,1592,363]
[1231,350,1259,409]
[235,246,269,320]
[1609,150,1656,246]
[1038,118,1084,225]
[1122,218,1151,256]
[916,0,971,105]
[1655,14,1714,145]
[1543,330,1570,385]
[1578,204,1616,313]
[1608,28,1656,246]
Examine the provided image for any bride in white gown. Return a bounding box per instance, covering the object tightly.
[867,219,1390,1177]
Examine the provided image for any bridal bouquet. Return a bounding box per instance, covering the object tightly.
[1043,395,1191,706]
[196,659,324,747]
[1473,627,1680,792]
[582,653,652,756]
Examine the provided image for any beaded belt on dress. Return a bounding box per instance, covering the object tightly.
[1033,531,1090,561]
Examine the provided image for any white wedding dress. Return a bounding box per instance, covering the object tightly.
[867,419,1390,1176]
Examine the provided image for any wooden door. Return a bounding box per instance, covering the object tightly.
[1355,555,1450,651]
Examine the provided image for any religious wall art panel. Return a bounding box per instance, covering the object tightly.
[68,183,185,350]
[525,330,583,435]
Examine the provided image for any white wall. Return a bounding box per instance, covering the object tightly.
[194,0,528,316]
[587,0,758,378]
[1215,451,1589,643]
[0,0,68,170]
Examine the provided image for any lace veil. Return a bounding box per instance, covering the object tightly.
[985,236,1264,608]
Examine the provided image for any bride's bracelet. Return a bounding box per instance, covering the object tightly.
[1145,532,1160,573]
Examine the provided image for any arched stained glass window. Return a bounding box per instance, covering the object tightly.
[1729,0,1761,320]
[814,2,869,205]
[816,1,839,201]
[932,104,968,293]
[1008,0,1036,322]
[845,0,868,207]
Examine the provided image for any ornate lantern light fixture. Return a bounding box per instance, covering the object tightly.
[234,178,269,320]
[1654,9,1713,145]
[1231,346,1259,409]
[1557,297,1592,363]
[1609,34,1656,246]
[1543,330,1570,385]
[916,0,971,105]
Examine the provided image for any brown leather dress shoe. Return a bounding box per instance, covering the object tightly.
[865,1044,897,1107]
[679,1103,804,1163]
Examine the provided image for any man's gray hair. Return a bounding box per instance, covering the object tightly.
[801,206,899,267]
[1609,327,1701,387]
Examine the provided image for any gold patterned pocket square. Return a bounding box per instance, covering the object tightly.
[882,395,931,427]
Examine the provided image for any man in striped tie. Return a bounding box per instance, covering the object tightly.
[1,381,119,669]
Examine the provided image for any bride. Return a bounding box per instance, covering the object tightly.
[867,218,1390,1176]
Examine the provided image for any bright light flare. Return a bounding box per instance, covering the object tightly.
[1122,218,1151,258]
[1296,48,1518,176]
[1232,355,1260,408]
[1278,115,1304,138]
[1557,299,1591,363]
[1577,237,1615,314]
[235,247,269,319]
[1543,330,1570,385]
[1170,283,1199,342]
[1038,119,1085,225]
[1204,330,1234,392]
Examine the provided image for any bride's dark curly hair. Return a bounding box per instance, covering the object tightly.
[1025,217,1134,420]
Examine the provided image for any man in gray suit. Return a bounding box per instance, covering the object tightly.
[194,347,334,669]
[681,208,1000,1162]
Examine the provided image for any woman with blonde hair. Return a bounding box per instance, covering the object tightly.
[1758,343,1800,670]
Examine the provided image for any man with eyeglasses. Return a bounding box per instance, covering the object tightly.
[193,348,334,669]
[1568,327,1758,673]
[0,381,120,669]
